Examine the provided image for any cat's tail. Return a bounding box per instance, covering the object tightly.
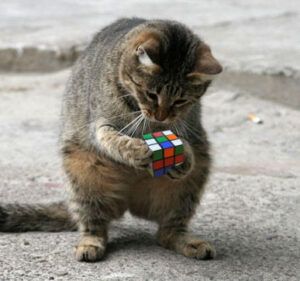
[0,202,77,232]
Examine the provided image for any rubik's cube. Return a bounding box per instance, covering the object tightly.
[142,130,185,177]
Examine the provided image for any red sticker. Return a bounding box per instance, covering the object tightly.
[153,131,163,137]
[175,154,185,164]
[153,160,164,170]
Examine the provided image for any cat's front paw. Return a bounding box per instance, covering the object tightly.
[121,137,153,169]
[167,143,194,180]
[74,236,106,262]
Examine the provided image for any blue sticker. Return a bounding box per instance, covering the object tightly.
[160,141,173,149]
[154,168,165,177]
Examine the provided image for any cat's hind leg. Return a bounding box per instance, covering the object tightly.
[129,171,215,260]
[62,145,129,262]
[155,163,215,260]
[157,217,216,260]
[156,180,216,259]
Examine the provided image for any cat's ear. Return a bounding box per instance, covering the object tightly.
[187,43,222,85]
[133,32,162,74]
[136,45,154,67]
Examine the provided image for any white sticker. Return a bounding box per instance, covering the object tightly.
[145,139,157,145]
[171,139,183,146]
[149,144,162,151]
[162,130,173,135]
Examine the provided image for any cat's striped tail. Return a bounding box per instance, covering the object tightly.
[0,202,77,232]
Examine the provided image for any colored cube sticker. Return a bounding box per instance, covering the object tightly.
[142,130,185,177]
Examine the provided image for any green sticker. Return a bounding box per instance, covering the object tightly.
[175,145,184,155]
[143,133,153,140]
[156,136,168,143]
[153,150,163,160]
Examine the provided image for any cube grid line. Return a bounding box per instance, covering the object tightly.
[142,130,185,177]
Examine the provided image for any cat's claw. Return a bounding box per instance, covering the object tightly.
[122,137,153,169]
[167,165,190,180]
[167,149,194,180]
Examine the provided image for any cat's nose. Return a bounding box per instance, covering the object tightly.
[154,108,168,121]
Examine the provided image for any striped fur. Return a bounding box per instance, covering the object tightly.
[0,202,76,232]
[1,18,222,262]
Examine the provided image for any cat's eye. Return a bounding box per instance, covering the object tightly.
[145,91,157,101]
[173,99,188,106]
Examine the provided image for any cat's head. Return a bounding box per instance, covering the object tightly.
[119,24,222,123]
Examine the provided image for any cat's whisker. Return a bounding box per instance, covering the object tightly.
[124,114,143,135]
[61,110,141,139]
[181,120,202,135]
[177,122,190,138]
[126,114,143,136]
[177,123,188,138]
[142,118,146,135]
[67,110,141,126]
[118,115,142,135]
[171,123,181,136]
[180,120,201,139]
[119,114,143,135]
[130,115,144,137]
[72,111,142,137]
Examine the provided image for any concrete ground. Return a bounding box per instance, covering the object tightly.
[0,71,299,281]
[0,1,299,280]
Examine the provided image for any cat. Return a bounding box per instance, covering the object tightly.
[0,18,222,262]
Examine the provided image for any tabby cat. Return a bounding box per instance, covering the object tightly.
[0,18,222,262]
